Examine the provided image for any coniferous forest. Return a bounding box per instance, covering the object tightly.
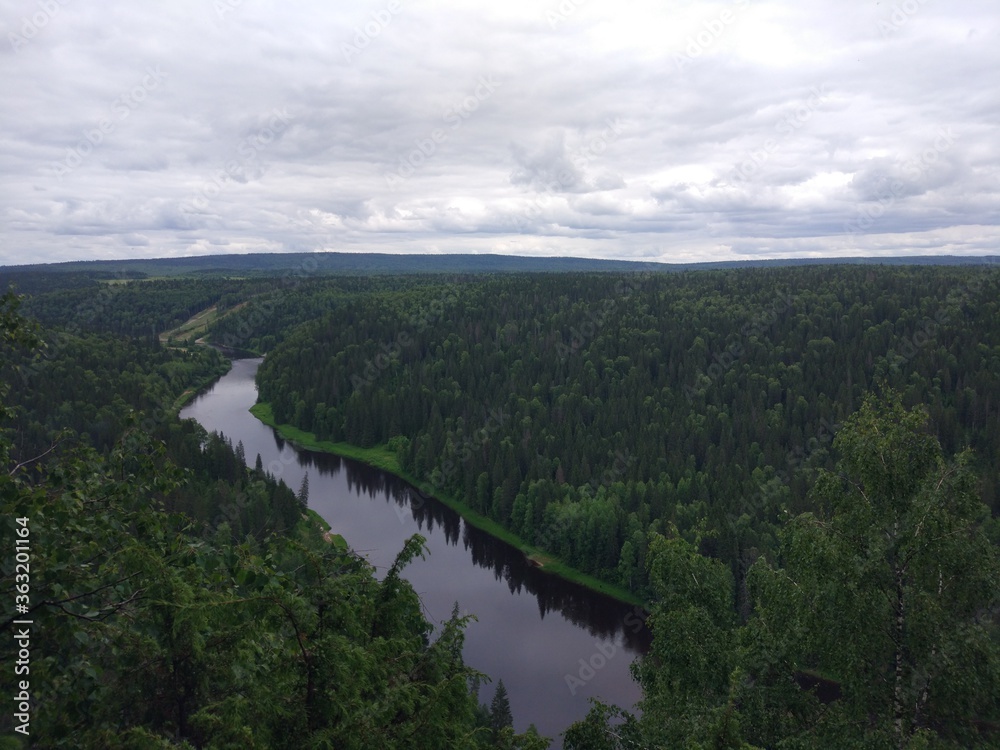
[2,260,999,748]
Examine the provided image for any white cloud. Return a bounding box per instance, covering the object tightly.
[1,0,998,265]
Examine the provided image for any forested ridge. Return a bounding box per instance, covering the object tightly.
[2,260,999,748]
[243,263,1000,747]
[252,265,1000,600]
[4,251,996,279]
[1,286,546,747]
[565,393,1000,749]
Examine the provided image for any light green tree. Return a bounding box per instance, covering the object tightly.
[566,390,999,749]
[567,530,759,750]
[747,390,1000,748]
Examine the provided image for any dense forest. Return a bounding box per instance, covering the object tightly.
[566,393,999,748]
[1,288,546,747]
[250,266,1000,601]
[2,260,999,748]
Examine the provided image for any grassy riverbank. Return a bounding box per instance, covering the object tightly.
[249,401,645,608]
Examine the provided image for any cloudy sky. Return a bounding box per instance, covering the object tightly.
[2,0,998,266]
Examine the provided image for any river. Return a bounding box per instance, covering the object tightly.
[180,357,650,746]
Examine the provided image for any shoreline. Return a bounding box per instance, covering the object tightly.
[248,400,645,609]
[170,357,233,414]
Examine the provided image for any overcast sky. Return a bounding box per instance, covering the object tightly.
[2,0,998,266]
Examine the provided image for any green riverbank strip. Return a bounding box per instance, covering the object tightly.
[300,508,348,551]
[171,360,233,414]
[249,401,644,608]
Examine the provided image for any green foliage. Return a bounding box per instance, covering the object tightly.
[0,301,543,748]
[0,291,40,351]
[7,264,1000,748]
[0,428,493,746]
[633,533,744,748]
[566,390,1000,749]
[252,265,1000,599]
[17,276,251,338]
[490,679,514,741]
[2,325,229,459]
[744,392,1000,748]
[563,701,643,750]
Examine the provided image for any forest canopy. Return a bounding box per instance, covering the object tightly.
[248,265,1000,600]
[3,260,999,748]
[0,287,546,748]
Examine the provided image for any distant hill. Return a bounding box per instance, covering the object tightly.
[2,251,998,278]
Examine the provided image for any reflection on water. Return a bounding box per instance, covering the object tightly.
[294,444,652,653]
[182,357,650,746]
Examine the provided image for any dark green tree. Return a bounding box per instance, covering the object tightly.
[490,679,513,741]
[297,471,309,506]
[566,389,1000,749]
[1,297,538,749]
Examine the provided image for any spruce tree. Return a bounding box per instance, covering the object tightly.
[297,471,309,506]
[490,679,513,740]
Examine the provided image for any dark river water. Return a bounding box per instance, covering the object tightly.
[180,357,650,745]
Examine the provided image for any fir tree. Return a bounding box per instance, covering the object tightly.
[490,679,513,741]
[297,471,309,506]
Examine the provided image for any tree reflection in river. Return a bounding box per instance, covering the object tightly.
[293,443,652,654]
